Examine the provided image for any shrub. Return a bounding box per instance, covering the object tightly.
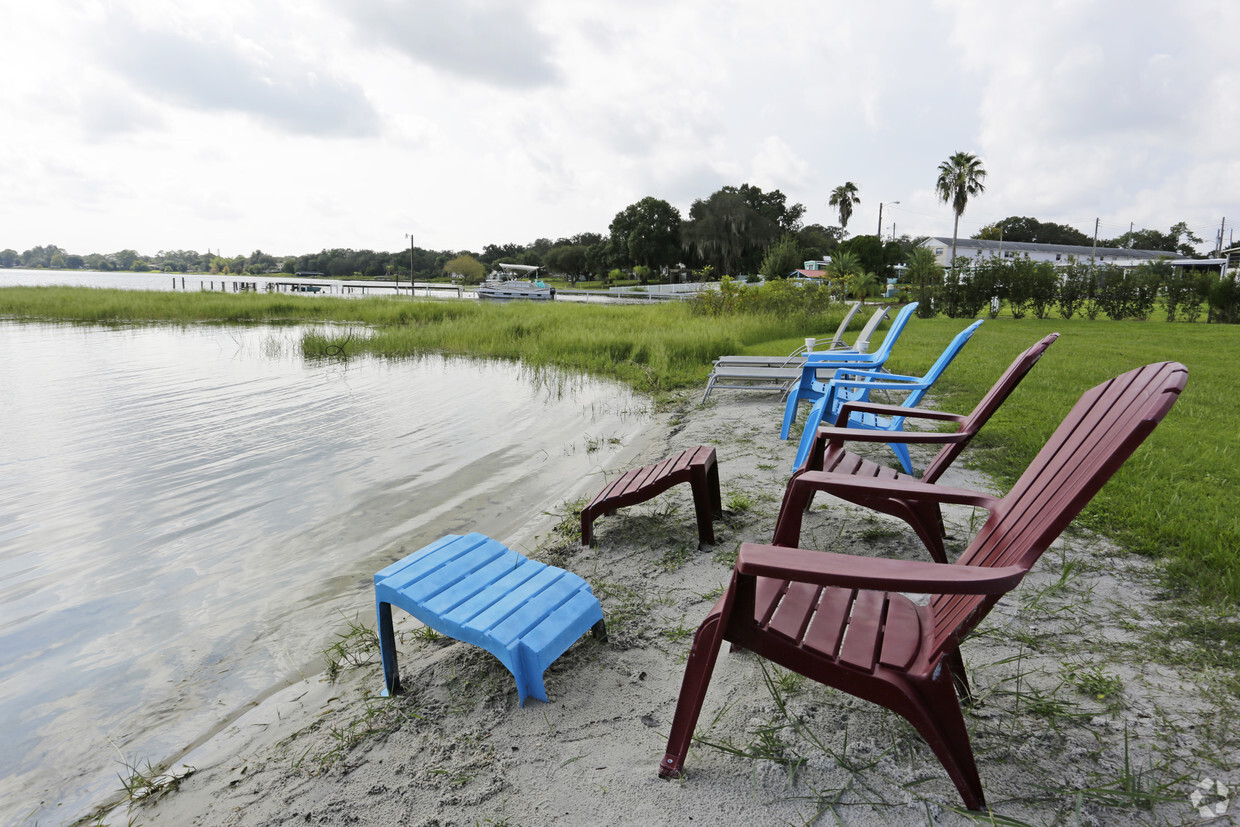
[1028,261,1060,319]
[1056,258,1090,320]
[687,277,835,317]
[1208,272,1240,323]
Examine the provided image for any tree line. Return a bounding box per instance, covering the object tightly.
[2,148,1216,286]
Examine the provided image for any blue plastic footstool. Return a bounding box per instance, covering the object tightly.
[374,532,606,706]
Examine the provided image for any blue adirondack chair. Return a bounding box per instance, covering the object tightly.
[791,319,985,472]
[779,302,919,440]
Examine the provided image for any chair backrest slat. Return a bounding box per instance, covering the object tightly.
[928,361,1186,655]
[922,333,1059,483]
[826,301,863,348]
[849,306,890,353]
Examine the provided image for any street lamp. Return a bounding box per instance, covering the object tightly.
[405,233,414,294]
[877,201,900,238]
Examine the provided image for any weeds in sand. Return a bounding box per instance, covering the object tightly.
[859,520,905,543]
[588,577,670,641]
[411,624,444,643]
[429,768,476,787]
[547,497,586,544]
[82,812,142,827]
[1062,727,1187,811]
[322,614,380,682]
[1065,664,1124,709]
[582,433,623,454]
[661,615,695,644]
[725,491,754,513]
[712,542,739,568]
[694,662,890,803]
[115,753,193,803]
[658,542,694,571]
[770,666,805,696]
[316,696,425,767]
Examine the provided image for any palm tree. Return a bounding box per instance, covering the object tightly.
[935,152,987,265]
[825,250,863,297]
[828,182,861,229]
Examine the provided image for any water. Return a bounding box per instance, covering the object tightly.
[0,267,687,302]
[0,321,651,826]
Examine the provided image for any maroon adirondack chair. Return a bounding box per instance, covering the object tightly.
[781,333,1060,563]
[658,362,1187,811]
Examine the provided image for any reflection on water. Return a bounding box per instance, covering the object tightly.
[0,321,651,826]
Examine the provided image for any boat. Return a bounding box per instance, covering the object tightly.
[475,279,555,301]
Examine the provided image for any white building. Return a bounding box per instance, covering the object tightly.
[920,237,1175,267]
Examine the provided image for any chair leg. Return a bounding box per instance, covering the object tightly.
[944,645,973,704]
[780,388,802,440]
[792,396,829,470]
[902,669,987,811]
[659,610,728,778]
[690,465,716,546]
[377,600,402,697]
[889,440,914,475]
[706,457,723,518]
[580,506,596,547]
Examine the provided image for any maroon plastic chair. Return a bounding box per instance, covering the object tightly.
[781,333,1059,563]
[658,362,1187,811]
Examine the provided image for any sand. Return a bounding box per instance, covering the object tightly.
[118,391,1237,826]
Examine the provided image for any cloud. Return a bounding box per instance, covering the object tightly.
[345,0,562,89]
[97,14,380,137]
[938,0,1240,239]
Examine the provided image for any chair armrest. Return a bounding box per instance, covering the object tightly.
[772,471,1001,547]
[803,351,884,366]
[788,471,1001,511]
[828,377,930,394]
[814,425,970,447]
[830,369,921,385]
[735,544,1024,595]
[833,402,968,423]
[833,401,969,426]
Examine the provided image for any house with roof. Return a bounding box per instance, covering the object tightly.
[920,237,1175,268]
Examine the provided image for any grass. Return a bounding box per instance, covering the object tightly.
[3,287,1238,608]
[321,614,380,682]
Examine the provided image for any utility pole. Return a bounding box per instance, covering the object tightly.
[877,201,899,238]
[405,233,415,294]
[1091,218,1099,272]
[1218,218,1227,255]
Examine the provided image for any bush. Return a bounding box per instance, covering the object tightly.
[1056,258,1090,320]
[1028,261,1060,319]
[1161,262,1210,323]
[1208,273,1240,324]
[687,276,836,317]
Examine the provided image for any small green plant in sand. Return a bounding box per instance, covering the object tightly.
[658,542,694,572]
[547,497,586,544]
[725,491,754,513]
[1065,727,1187,811]
[1065,664,1125,709]
[661,615,696,644]
[116,754,193,803]
[322,615,380,682]
[411,624,444,643]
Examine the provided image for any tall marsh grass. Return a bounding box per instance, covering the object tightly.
[3,286,1237,604]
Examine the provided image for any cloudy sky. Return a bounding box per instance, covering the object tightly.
[2,0,1237,259]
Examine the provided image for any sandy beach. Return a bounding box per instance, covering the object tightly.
[118,390,1237,826]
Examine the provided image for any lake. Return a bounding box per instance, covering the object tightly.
[0,320,652,826]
